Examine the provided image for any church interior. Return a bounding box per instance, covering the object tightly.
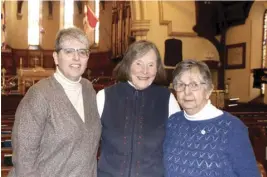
[1,1,267,176]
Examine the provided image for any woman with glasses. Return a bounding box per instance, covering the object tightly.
[8,27,101,177]
[96,40,180,177]
[163,59,260,177]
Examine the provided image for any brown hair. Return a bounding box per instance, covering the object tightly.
[113,40,166,84]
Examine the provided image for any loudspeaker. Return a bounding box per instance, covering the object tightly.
[164,38,182,67]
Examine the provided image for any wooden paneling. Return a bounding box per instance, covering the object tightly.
[1,48,115,79]
[12,49,28,68]
[1,51,16,75]
[88,51,115,76]
[42,50,55,69]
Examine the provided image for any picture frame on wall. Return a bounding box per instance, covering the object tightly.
[225,43,246,69]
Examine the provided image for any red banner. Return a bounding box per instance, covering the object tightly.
[86,5,98,28]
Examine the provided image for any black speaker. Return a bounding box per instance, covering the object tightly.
[164,38,182,67]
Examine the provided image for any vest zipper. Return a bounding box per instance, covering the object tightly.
[128,90,138,177]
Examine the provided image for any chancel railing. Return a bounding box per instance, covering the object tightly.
[17,67,54,95]
[1,57,54,95]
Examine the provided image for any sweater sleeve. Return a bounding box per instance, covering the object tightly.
[11,87,48,177]
[228,120,261,177]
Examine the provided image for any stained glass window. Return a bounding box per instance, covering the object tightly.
[261,10,267,94]
[28,0,40,45]
[94,0,100,45]
[64,0,74,28]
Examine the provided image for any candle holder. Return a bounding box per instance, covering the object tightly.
[1,68,7,93]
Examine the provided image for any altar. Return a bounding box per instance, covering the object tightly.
[17,67,54,94]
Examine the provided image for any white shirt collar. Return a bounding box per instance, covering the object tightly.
[127,81,135,88]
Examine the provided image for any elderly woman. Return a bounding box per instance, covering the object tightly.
[163,59,260,177]
[96,40,180,177]
[8,27,101,177]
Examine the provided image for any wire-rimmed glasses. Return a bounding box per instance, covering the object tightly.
[173,82,206,92]
[59,48,90,58]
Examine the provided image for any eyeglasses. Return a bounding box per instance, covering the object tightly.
[58,48,90,58]
[173,82,206,92]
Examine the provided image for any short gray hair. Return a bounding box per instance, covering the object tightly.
[55,27,90,52]
[172,59,213,91]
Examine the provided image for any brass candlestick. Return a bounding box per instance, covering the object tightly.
[1,68,6,93]
[19,57,23,69]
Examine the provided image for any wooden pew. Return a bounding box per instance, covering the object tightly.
[1,120,14,126]
[1,153,12,163]
[1,113,14,176]
[2,134,12,148]
[1,134,11,140]
[1,126,13,135]
[1,166,12,177]
[1,147,13,177]
[1,126,13,132]
[1,148,12,164]
[231,111,267,118]
[234,113,267,172]
[1,116,15,121]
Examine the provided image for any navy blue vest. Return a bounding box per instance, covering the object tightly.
[98,82,170,177]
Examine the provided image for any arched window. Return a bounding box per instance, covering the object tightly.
[261,10,267,94]
[94,0,100,45]
[64,0,74,28]
[28,0,40,46]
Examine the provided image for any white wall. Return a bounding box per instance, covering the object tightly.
[225,2,265,102]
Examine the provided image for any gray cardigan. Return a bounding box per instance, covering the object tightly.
[8,76,101,177]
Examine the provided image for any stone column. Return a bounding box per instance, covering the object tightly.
[131,20,150,40]
[130,1,150,40]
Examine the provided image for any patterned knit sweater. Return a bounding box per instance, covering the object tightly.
[163,111,260,177]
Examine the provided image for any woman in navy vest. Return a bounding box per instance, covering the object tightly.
[163,59,260,177]
[96,40,180,177]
